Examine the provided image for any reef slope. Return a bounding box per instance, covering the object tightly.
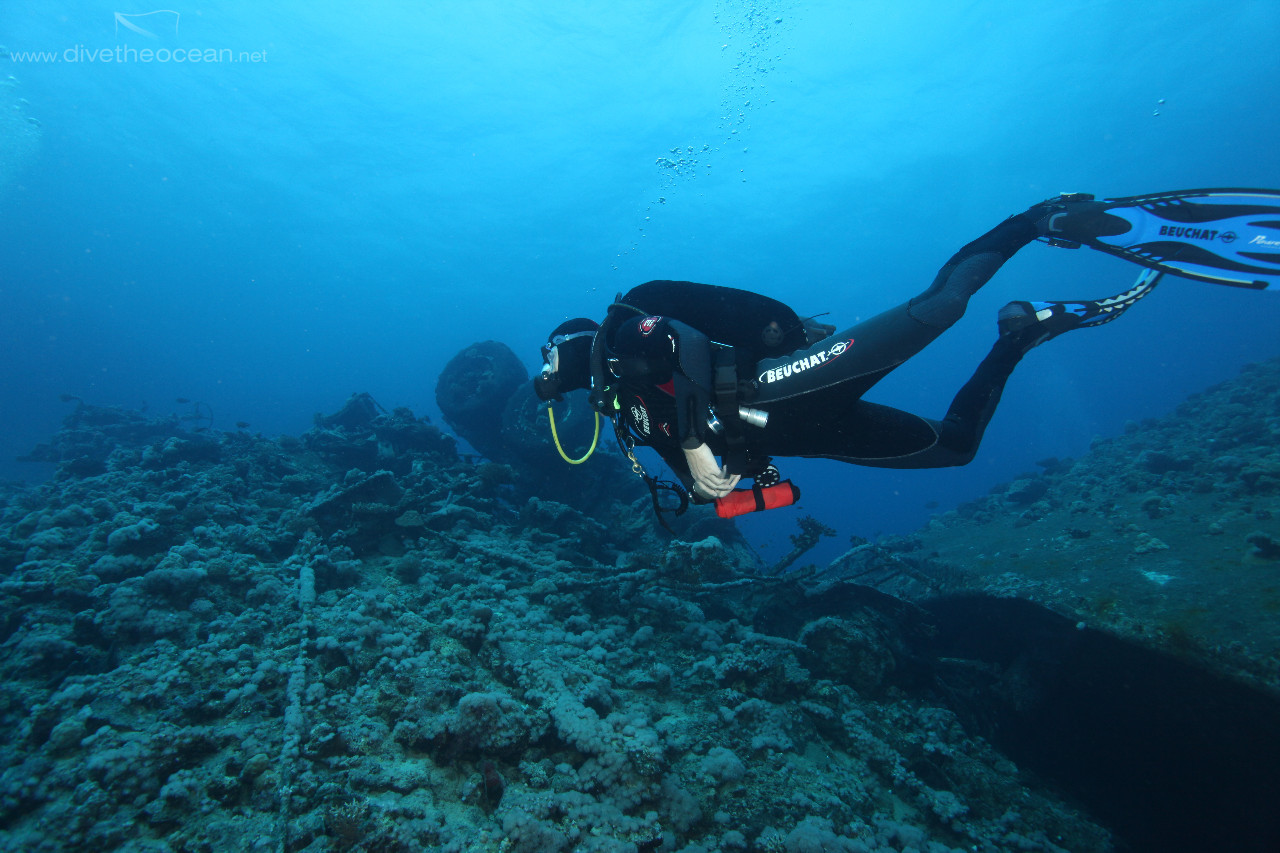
[905,357,1280,690]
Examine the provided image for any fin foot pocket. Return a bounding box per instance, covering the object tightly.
[1027,193,1133,243]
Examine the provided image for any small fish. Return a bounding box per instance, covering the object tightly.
[175,397,191,404]
[235,421,250,429]
[58,393,79,403]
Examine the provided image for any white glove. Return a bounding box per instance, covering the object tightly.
[683,442,740,500]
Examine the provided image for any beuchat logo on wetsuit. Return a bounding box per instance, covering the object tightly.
[629,400,651,437]
[625,393,674,439]
[757,338,854,386]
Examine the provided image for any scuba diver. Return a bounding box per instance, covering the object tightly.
[533,189,1280,524]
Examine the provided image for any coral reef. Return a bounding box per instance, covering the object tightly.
[0,397,1109,852]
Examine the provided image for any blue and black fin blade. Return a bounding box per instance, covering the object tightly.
[1001,268,1162,353]
[1024,268,1163,333]
[1042,188,1280,290]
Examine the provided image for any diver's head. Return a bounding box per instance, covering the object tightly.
[761,320,785,349]
[534,318,598,401]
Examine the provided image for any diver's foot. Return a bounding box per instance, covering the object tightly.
[1021,192,1130,245]
[998,269,1163,354]
[997,301,1085,353]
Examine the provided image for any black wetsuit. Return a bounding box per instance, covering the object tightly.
[604,212,1039,494]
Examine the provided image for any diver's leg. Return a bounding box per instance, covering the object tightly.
[761,394,946,464]
[763,347,1020,471]
[930,335,1024,464]
[763,268,1159,468]
[814,342,1019,470]
[924,270,1162,462]
[762,393,987,470]
[905,213,1038,329]
[754,205,1059,405]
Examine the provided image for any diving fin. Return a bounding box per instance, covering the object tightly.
[1040,188,1280,290]
[997,269,1162,354]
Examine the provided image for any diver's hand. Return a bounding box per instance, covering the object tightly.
[683,442,740,500]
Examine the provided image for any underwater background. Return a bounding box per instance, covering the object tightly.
[3,0,1279,561]
[3,3,1280,853]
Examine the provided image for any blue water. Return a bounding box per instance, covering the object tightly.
[3,0,1279,561]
